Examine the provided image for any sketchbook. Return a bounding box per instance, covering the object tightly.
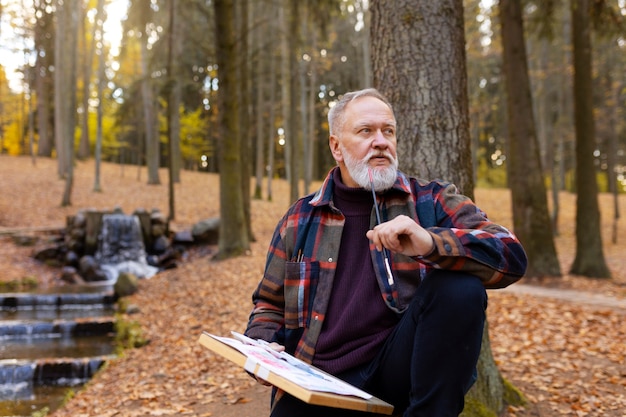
[198,331,394,414]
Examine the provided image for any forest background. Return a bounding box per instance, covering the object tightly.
[1,0,626,415]
[1,0,625,202]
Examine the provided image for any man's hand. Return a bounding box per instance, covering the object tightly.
[366,215,435,257]
[253,342,285,386]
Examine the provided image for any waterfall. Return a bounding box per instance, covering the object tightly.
[95,214,158,282]
[0,360,36,399]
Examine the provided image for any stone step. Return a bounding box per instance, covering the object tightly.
[1,333,115,361]
[0,355,113,388]
[1,305,115,321]
[0,291,115,310]
[0,317,115,339]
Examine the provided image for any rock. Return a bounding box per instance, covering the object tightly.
[152,235,170,255]
[150,209,168,225]
[172,230,194,244]
[65,251,80,267]
[151,224,167,238]
[114,272,139,297]
[191,218,220,244]
[34,247,65,266]
[12,234,38,246]
[79,255,108,282]
[60,266,85,285]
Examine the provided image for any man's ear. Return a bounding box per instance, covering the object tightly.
[329,135,343,162]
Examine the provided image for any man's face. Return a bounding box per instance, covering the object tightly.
[330,96,398,191]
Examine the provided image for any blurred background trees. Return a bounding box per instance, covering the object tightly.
[0,0,624,267]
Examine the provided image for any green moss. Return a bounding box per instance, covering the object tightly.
[30,406,50,417]
[460,398,498,417]
[0,276,39,292]
[114,315,149,354]
[503,378,527,407]
[21,276,39,288]
[461,379,527,417]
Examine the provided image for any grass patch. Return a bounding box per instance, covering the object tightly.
[0,276,39,292]
[114,314,149,354]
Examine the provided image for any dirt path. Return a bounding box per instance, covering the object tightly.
[503,283,626,311]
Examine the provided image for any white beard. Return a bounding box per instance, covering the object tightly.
[341,146,398,192]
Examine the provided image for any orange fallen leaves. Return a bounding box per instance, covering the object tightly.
[1,156,625,416]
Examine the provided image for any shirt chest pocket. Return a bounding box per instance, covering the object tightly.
[284,261,320,329]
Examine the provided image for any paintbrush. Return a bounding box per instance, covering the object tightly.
[368,168,394,286]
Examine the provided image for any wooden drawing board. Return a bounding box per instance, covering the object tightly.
[198,332,394,415]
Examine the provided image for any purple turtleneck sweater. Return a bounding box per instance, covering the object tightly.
[312,172,399,375]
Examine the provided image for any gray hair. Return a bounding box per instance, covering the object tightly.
[327,88,394,137]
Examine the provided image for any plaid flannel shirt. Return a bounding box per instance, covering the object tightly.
[245,167,527,365]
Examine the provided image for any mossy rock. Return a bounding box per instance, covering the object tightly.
[114,272,139,298]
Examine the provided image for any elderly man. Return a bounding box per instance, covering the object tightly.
[245,88,527,417]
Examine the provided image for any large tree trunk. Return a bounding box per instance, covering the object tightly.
[372,0,473,194]
[213,0,250,259]
[569,0,610,278]
[370,1,518,415]
[499,0,561,278]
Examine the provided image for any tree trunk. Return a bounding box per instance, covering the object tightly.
[169,0,182,185]
[266,11,278,202]
[499,0,561,278]
[166,0,178,219]
[140,31,160,185]
[78,1,93,160]
[60,0,79,206]
[370,1,519,415]
[569,0,610,278]
[213,0,250,259]
[282,0,300,202]
[54,0,68,178]
[372,0,473,193]
[34,0,52,157]
[93,0,105,193]
[237,0,253,242]
[253,0,265,200]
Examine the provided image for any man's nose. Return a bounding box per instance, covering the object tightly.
[372,130,388,148]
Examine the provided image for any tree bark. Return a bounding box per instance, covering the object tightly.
[213,0,250,259]
[93,0,105,193]
[34,0,52,157]
[280,0,301,203]
[78,1,93,160]
[54,0,68,178]
[499,0,561,278]
[370,1,517,415]
[371,0,473,193]
[140,28,160,185]
[569,0,610,278]
[237,0,253,242]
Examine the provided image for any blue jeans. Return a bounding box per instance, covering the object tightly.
[270,270,488,417]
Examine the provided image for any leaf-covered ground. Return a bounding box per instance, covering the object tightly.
[1,156,625,417]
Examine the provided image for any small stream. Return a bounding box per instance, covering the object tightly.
[1,212,167,416]
[0,285,116,416]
